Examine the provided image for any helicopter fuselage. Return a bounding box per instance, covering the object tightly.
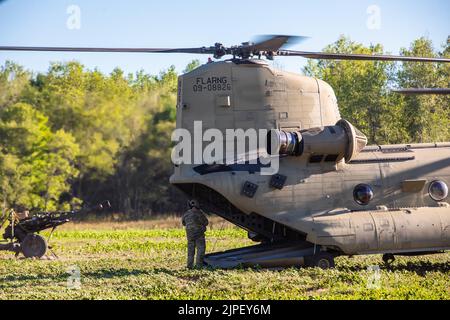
[170,59,450,256]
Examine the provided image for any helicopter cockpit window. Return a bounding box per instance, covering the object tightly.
[353,184,374,206]
[428,180,448,201]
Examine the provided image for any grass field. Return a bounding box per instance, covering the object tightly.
[0,217,449,300]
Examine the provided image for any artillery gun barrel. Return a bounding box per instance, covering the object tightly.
[2,201,111,240]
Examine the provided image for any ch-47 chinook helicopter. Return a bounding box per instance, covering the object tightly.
[1,35,449,268]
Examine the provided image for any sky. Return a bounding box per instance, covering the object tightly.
[0,0,449,76]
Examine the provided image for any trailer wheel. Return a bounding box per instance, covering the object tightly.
[306,252,335,269]
[21,234,47,258]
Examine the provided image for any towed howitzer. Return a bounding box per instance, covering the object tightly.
[0,201,111,258]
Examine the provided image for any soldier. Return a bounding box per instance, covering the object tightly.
[182,199,209,269]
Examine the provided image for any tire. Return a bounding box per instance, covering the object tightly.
[306,252,335,269]
[21,234,47,258]
[382,253,395,264]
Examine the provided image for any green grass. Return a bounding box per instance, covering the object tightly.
[0,221,449,300]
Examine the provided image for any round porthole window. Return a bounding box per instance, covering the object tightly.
[429,180,448,201]
[353,184,374,206]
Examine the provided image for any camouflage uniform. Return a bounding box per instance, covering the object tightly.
[182,206,209,269]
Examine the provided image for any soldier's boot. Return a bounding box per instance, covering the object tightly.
[195,236,206,268]
[187,238,196,269]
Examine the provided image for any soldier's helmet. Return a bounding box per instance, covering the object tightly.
[188,199,199,209]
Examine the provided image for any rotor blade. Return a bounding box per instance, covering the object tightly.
[251,35,308,52]
[279,50,450,63]
[392,88,450,95]
[0,46,216,54]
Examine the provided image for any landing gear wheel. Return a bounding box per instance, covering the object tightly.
[382,253,395,265]
[21,234,47,258]
[306,252,335,269]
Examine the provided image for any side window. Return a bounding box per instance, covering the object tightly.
[429,180,449,201]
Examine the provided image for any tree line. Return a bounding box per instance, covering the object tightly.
[304,36,449,144]
[0,36,448,218]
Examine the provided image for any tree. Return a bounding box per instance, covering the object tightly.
[109,66,181,216]
[398,38,450,142]
[0,61,30,109]
[303,35,450,144]
[183,59,201,74]
[0,103,79,211]
[398,37,450,142]
[304,36,406,144]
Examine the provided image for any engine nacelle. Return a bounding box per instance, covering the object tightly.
[267,119,368,163]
